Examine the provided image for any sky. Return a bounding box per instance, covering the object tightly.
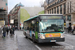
[8,0,45,13]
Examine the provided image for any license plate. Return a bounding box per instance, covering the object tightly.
[50,40,56,42]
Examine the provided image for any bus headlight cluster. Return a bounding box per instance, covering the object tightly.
[61,33,65,38]
[39,33,45,39]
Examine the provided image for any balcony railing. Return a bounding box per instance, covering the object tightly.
[47,0,66,9]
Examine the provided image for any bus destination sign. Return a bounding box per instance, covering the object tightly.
[41,16,62,19]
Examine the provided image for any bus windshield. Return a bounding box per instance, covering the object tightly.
[39,19,64,32]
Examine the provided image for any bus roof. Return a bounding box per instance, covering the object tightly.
[24,15,39,22]
[39,14,63,15]
[24,14,63,22]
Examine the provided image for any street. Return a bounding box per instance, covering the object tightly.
[16,31,75,50]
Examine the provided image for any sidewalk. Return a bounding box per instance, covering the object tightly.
[0,33,18,50]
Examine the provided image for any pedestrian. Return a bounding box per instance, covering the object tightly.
[20,27,21,30]
[12,25,15,35]
[6,27,9,35]
[71,24,75,34]
[68,25,72,33]
[2,25,6,38]
[10,27,13,36]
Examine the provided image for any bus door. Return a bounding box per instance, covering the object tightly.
[31,22,39,39]
[29,29,32,37]
[34,23,39,39]
[26,27,30,37]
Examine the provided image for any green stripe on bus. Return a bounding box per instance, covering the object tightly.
[35,31,38,39]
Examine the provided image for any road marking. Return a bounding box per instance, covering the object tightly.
[35,45,42,50]
[27,39,41,50]
[30,41,33,43]
[27,39,33,43]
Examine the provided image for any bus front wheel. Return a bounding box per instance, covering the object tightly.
[25,35,27,38]
[25,32,27,38]
[32,35,36,43]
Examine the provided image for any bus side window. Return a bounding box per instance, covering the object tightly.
[27,27,29,30]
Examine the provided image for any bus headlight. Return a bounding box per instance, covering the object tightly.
[39,34,45,39]
[61,33,64,38]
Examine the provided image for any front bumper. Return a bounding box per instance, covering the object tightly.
[38,37,65,43]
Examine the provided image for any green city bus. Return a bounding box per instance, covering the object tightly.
[23,14,65,43]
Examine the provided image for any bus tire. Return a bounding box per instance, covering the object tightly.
[32,35,36,43]
[26,35,27,38]
[52,42,56,43]
[25,32,27,38]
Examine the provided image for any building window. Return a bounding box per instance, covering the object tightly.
[60,0,63,2]
[67,15,71,21]
[58,0,63,3]
[70,1,71,13]
[50,10,51,14]
[48,10,49,14]
[68,2,69,13]
[50,9,51,14]
[57,6,59,14]
[58,0,60,3]
[54,7,56,14]
[60,5,62,14]
[52,8,53,14]
[63,16,66,23]
[48,0,55,4]
[64,3,66,14]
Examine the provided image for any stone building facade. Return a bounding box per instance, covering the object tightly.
[44,0,75,27]
[0,0,8,25]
